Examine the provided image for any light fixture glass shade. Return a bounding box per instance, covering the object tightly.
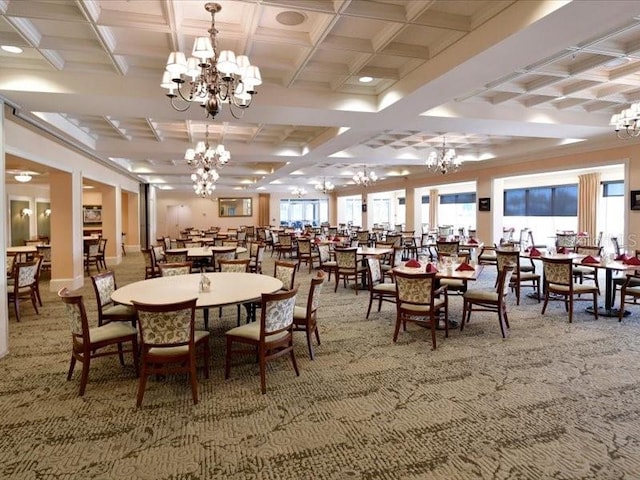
[217,50,237,76]
[20,208,32,216]
[15,173,32,183]
[425,138,461,174]
[166,51,188,74]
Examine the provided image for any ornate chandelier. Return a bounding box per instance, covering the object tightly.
[161,2,262,119]
[184,125,230,171]
[610,104,640,138]
[315,178,335,194]
[192,168,219,198]
[352,165,377,187]
[291,187,307,198]
[426,137,461,174]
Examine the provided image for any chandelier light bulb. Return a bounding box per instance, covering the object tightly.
[161,2,260,119]
[611,102,640,138]
[352,166,377,187]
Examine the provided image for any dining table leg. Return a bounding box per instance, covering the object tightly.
[586,268,630,318]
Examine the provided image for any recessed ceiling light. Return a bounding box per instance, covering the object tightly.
[604,56,630,68]
[1,45,23,54]
[359,76,373,83]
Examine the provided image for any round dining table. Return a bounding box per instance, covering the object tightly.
[112,272,283,328]
[165,246,248,258]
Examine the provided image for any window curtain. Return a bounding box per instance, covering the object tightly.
[429,188,439,230]
[577,173,600,244]
[258,193,270,227]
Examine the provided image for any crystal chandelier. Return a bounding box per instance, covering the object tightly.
[161,2,262,119]
[192,168,219,198]
[315,178,335,194]
[184,125,230,171]
[426,137,461,174]
[291,187,307,198]
[352,165,377,187]
[610,103,640,138]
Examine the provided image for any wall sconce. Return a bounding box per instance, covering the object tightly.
[44,208,52,217]
[20,208,33,217]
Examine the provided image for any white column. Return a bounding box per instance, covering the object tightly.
[0,99,8,358]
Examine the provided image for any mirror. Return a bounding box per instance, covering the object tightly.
[219,197,252,217]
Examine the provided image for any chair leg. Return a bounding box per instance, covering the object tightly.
[136,365,148,407]
[592,293,598,320]
[12,296,20,322]
[366,294,374,319]
[460,301,468,331]
[224,337,233,380]
[290,342,300,376]
[132,339,139,377]
[79,358,90,396]
[541,291,549,315]
[117,343,125,366]
[497,308,508,339]
[429,319,437,350]
[189,357,199,405]
[67,355,77,380]
[393,317,402,342]
[306,329,315,360]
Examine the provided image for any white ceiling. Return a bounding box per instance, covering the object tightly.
[1,0,640,194]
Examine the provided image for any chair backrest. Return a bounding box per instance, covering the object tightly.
[152,245,165,263]
[366,257,383,286]
[274,260,297,290]
[260,287,298,337]
[297,238,312,254]
[213,247,237,270]
[184,241,201,248]
[391,246,404,267]
[317,244,331,263]
[278,234,293,247]
[334,247,358,270]
[86,241,99,257]
[438,225,454,237]
[611,237,621,256]
[356,231,369,242]
[542,257,573,286]
[141,248,155,267]
[436,240,460,255]
[495,250,520,277]
[576,245,602,257]
[91,270,117,309]
[36,245,51,262]
[385,234,402,247]
[7,252,17,277]
[497,265,515,298]
[163,237,171,250]
[556,232,577,248]
[306,272,325,315]
[222,240,239,248]
[133,298,197,348]
[393,270,437,306]
[219,258,250,272]
[159,262,193,276]
[58,288,89,347]
[98,238,107,254]
[165,250,188,263]
[14,258,39,289]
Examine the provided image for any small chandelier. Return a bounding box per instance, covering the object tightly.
[315,178,335,194]
[161,2,262,119]
[192,168,219,198]
[185,125,230,171]
[426,137,461,174]
[14,172,32,183]
[291,187,307,198]
[610,103,640,138]
[353,165,377,187]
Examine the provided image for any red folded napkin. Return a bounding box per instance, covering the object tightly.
[438,236,447,241]
[557,247,568,254]
[582,255,599,264]
[468,238,478,244]
[623,256,640,265]
[615,253,630,261]
[314,238,321,243]
[456,263,475,271]
[529,247,541,257]
[405,259,421,268]
[425,263,438,273]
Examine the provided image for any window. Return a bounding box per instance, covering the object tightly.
[421,195,430,204]
[504,184,577,216]
[280,198,328,229]
[337,195,362,226]
[438,192,476,231]
[603,180,624,197]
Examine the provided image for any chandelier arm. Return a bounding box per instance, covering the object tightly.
[169,95,193,113]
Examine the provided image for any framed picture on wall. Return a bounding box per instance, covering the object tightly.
[83,206,102,224]
[631,190,640,210]
[478,197,491,212]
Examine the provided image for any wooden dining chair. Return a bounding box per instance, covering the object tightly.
[8,257,40,322]
[392,269,448,350]
[573,245,603,293]
[460,265,514,338]
[495,249,540,305]
[274,260,298,291]
[334,247,365,294]
[90,270,137,327]
[225,287,299,394]
[211,247,237,271]
[248,242,266,273]
[296,238,320,273]
[133,297,210,407]
[293,272,325,359]
[141,248,160,278]
[365,256,396,319]
[164,249,188,263]
[158,261,193,277]
[618,273,640,321]
[59,288,138,396]
[541,256,598,323]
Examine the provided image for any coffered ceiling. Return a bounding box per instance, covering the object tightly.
[1,0,639,195]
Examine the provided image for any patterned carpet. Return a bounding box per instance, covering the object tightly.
[1,251,640,479]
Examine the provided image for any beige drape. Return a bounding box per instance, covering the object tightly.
[577,173,600,244]
[429,188,439,230]
[258,193,270,226]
